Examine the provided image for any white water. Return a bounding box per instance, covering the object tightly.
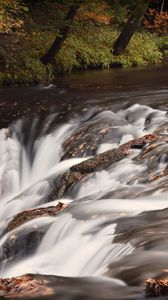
[2,214,133,278]
[0,104,168,281]
[0,122,87,219]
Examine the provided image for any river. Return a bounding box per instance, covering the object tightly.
[0,64,168,299]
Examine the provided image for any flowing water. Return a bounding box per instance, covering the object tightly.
[0,65,168,299]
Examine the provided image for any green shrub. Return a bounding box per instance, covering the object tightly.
[55,26,163,71]
[3,58,54,85]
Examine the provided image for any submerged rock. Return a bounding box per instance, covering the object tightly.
[7,202,68,232]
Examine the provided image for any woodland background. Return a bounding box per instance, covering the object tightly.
[0,0,167,86]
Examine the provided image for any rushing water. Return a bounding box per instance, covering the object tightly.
[0,65,168,299]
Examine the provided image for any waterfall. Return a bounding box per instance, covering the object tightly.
[0,103,168,283]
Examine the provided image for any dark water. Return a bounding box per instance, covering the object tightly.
[0,64,168,300]
[0,65,168,130]
[0,65,168,120]
[54,64,168,92]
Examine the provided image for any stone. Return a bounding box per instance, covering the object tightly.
[7,202,68,232]
[145,278,168,297]
[62,111,127,159]
[71,134,157,174]
[0,275,53,298]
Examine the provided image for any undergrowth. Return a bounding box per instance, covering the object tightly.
[0,0,167,86]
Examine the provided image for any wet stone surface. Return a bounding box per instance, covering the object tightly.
[62,111,127,159]
[0,275,53,298]
[0,228,45,267]
[7,202,68,232]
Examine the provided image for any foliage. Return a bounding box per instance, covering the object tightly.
[3,52,54,85]
[110,0,128,25]
[0,0,28,32]
[77,1,112,25]
[144,8,168,34]
[56,25,163,71]
[0,0,167,86]
[112,32,162,67]
[2,30,57,84]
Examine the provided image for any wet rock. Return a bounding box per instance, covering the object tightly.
[135,167,168,185]
[71,134,157,174]
[115,207,168,252]
[0,228,45,267]
[51,172,86,199]
[133,126,168,184]
[108,250,168,287]
[135,124,168,162]
[0,275,53,298]
[145,278,168,298]
[7,202,68,232]
[0,273,141,299]
[144,111,167,131]
[62,111,127,159]
[121,133,158,150]
[0,203,69,266]
[53,133,158,198]
[70,147,129,173]
[134,138,168,164]
[53,147,130,197]
[102,186,146,199]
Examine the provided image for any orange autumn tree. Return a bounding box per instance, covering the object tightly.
[144,8,168,34]
[76,1,111,25]
[0,0,28,33]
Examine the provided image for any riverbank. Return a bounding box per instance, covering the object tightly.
[0,1,167,87]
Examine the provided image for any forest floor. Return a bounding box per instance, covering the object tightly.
[0,1,168,86]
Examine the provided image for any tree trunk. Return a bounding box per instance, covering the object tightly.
[160,0,165,13]
[41,4,81,65]
[113,0,151,56]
